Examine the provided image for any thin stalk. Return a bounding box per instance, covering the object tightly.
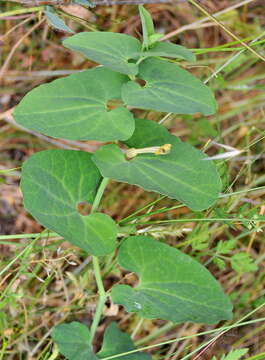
[89,257,107,344]
[0,241,29,247]
[192,37,265,54]
[91,177,109,214]
[129,217,264,226]
[0,6,43,18]
[89,178,110,345]
[119,204,184,224]
[219,185,265,198]
[0,231,57,240]
[119,195,166,224]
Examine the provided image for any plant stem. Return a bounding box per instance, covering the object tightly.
[91,177,109,214]
[90,256,107,345]
[90,177,110,345]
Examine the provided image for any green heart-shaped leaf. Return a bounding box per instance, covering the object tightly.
[63,32,141,75]
[52,322,97,360]
[122,58,216,115]
[21,150,117,256]
[141,41,196,62]
[93,119,221,211]
[111,236,233,324]
[98,322,151,359]
[14,67,134,141]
